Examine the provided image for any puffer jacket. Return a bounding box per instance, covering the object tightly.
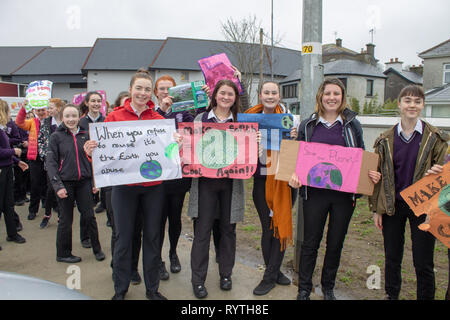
[369,120,449,216]
[15,106,40,161]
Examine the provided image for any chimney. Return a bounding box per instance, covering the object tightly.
[336,38,342,47]
[385,57,403,73]
[409,64,423,76]
[366,43,375,57]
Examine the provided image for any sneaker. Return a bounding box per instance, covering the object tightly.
[6,234,26,244]
[253,279,275,296]
[27,212,36,220]
[146,291,167,300]
[159,261,169,280]
[40,216,51,229]
[131,270,142,285]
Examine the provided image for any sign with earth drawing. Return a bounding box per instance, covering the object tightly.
[89,119,182,188]
[237,113,295,151]
[178,122,259,179]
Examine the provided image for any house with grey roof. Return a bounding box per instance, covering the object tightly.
[419,38,450,118]
[383,57,423,102]
[0,46,49,82]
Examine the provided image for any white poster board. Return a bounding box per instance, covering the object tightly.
[89,119,182,188]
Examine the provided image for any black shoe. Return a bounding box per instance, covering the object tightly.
[253,279,275,296]
[323,289,336,300]
[15,199,25,206]
[56,255,82,263]
[112,293,125,300]
[81,239,92,248]
[40,216,51,229]
[220,276,232,291]
[95,205,105,214]
[6,234,26,244]
[276,271,291,285]
[16,221,23,232]
[0,245,2,251]
[385,294,399,300]
[193,284,208,299]
[297,290,310,300]
[95,251,105,261]
[131,270,142,285]
[106,220,112,227]
[146,291,167,300]
[159,261,169,280]
[27,212,36,220]
[25,196,30,203]
[170,253,181,273]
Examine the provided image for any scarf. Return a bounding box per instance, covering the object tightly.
[245,104,293,250]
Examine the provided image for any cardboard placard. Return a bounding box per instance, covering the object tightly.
[400,162,450,248]
[25,80,53,111]
[275,140,379,195]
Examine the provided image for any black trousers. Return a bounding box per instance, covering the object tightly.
[29,158,47,214]
[382,200,436,300]
[56,179,102,258]
[105,186,142,272]
[44,174,59,217]
[191,178,236,285]
[159,178,191,258]
[0,166,19,238]
[298,187,355,293]
[112,184,164,295]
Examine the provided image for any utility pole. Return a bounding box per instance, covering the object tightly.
[270,0,274,80]
[294,0,323,273]
[259,28,264,103]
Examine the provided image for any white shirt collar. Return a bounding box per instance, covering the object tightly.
[207,109,234,123]
[87,113,101,123]
[397,120,423,140]
[318,115,343,127]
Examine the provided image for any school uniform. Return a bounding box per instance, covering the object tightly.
[46,124,102,259]
[296,109,364,296]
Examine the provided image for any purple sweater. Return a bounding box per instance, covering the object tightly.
[0,128,17,168]
[393,123,422,201]
[310,122,346,147]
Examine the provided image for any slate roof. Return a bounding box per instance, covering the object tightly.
[425,84,450,102]
[322,43,359,57]
[419,39,450,59]
[0,46,48,75]
[82,38,165,71]
[383,67,423,85]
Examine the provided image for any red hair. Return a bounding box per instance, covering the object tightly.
[154,75,176,95]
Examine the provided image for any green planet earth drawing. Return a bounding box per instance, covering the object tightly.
[165,142,179,161]
[140,160,162,180]
[196,129,238,169]
[307,162,343,190]
[438,184,450,217]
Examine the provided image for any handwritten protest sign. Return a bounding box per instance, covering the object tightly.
[198,53,243,94]
[169,80,208,113]
[237,113,294,151]
[89,119,182,188]
[275,140,379,195]
[400,162,450,248]
[72,90,107,116]
[25,80,53,111]
[178,122,258,179]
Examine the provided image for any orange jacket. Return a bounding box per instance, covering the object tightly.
[15,107,40,161]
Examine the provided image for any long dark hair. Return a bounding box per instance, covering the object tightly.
[207,79,241,121]
[79,91,102,116]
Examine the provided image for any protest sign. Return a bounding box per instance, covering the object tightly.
[72,90,107,116]
[0,97,26,119]
[400,162,450,248]
[178,122,258,179]
[275,140,379,195]
[89,119,182,188]
[237,113,294,151]
[169,80,208,113]
[198,53,243,94]
[25,80,53,111]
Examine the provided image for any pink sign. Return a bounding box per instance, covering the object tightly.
[72,90,107,116]
[198,53,243,94]
[178,122,258,179]
[295,141,363,193]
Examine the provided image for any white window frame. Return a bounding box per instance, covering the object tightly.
[443,63,450,85]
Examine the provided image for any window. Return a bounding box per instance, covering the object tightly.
[366,79,374,97]
[70,83,87,89]
[282,83,298,99]
[444,64,450,85]
[180,71,189,82]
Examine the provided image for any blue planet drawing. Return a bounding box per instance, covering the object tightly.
[438,184,450,217]
[140,160,162,180]
[307,162,343,190]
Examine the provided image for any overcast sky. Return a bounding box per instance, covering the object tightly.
[2,0,449,68]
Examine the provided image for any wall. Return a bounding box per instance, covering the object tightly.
[384,72,409,101]
[52,83,86,103]
[347,76,385,108]
[422,57,450,91]
[87,70,136,105]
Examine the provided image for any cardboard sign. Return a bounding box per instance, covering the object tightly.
[25,80,53,111]
[89,119,182,188]
[169,80,208,113]
[237,113,294,151]
[275,140,379,195]
[72,90,107,116]
[178,122,258,179]
[198,53,243,94]
[400,162,450,248]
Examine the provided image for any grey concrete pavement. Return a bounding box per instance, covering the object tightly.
[0,203,304,300]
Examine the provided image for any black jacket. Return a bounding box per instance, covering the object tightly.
[46,123,92,192]
[296,108,365,199]
[79,114,105,133]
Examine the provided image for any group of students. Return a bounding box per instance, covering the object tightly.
[0,67,448,301]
